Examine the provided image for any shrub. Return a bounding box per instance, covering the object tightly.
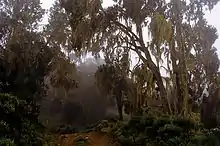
[99,113,220,146]
[0,139,15,146]
[0,93,46,145]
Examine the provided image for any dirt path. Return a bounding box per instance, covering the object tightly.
[58,132,121,146]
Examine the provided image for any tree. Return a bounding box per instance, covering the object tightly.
[95,64,129,120]
[0,33,56,144]
[42,0,80,99]
[0,0,52,134]
[0,0,45,44]
[45,53,78,98]
[0,0,79,144]
[43,0,71,51]
[60,0,220,116]
[131,63,156,109]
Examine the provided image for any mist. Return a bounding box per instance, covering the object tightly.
[40,57,119,129]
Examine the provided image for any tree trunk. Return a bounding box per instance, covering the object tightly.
[170,41,181,113]
[137,22,168,108]
[173,0,189,117]
[113,18,168,109]
[142,56,167,105]
[116,95,123,120]
[114,79,123,120]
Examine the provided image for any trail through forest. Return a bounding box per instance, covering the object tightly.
[58,132,121,146]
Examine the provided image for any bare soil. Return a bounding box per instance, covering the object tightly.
[58,132,121,146]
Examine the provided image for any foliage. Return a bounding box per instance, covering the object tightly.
[0,0,53,121]
[60,0,220,117]
[95,64,129,120]
[0,36,56,142]
[0,93,45,145]
[0,0,45,47]
[0,33,78,144]
[43,0,72,52]
[46,53,78,95]
[0,0,78,145]
[98,113,220,146]
[0,139,15,146]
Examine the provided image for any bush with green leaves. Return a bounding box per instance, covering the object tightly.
[99,114,220,146]
[0,93,46,145]
[0,139,15,146]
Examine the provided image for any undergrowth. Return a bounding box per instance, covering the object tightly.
[96,107,220,146]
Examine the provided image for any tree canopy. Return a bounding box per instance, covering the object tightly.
[59,0,220,117]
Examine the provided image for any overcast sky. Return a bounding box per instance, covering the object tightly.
[40,0,220,56]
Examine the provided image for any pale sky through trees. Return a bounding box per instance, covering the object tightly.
[40,0,220,57]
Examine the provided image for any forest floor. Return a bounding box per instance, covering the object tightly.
[58,132,121,146]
